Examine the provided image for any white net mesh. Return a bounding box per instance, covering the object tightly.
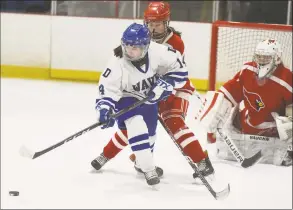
[215,26,292,83]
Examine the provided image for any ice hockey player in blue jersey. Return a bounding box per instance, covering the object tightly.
[91,23,188,187]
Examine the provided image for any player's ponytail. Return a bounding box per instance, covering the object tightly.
[169,26,182,37]
[114,45,123,58]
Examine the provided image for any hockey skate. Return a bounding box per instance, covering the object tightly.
[134,162,164,178]
[91,153,110,171]
[144,169,160,188]
[193,155,215,184]
[130,153,164,177]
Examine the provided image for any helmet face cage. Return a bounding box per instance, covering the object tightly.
[121,42,150,61]
[254,54,273,66]
[144,21,169,42]
[121,23,151,62]
[253,39,282,79]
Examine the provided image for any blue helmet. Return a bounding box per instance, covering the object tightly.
[121,23,151,61]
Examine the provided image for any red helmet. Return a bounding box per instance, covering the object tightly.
[144,2,171,22]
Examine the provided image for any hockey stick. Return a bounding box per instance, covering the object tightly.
[216,128,262,168]
[194,92,262,168]
[19,96,151,159]
[158,117,230,200]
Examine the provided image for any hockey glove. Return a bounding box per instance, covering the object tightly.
[272,112,292,141]
[282,150,292,166]
[96,106,115,129]
[148,77,174,104]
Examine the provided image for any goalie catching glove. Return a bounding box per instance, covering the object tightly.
[196,91,233,133]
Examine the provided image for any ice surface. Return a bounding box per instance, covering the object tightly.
[1,78,292,209]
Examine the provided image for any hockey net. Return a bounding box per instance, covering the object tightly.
[209,21,292,90]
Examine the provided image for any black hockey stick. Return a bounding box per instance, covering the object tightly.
[19,96,151,159]
[217,128,262,168]
[158,117,230,200]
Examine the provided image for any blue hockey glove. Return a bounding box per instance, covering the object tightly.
[148,77,174,104]
[96,106,115,129]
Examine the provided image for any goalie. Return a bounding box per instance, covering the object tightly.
[197,39,292,166]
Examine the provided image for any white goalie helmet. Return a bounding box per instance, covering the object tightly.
[253,39,282,79]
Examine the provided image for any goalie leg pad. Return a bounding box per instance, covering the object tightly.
[222,105,242,134]
[216,132,291,166]
[197,91,233,133]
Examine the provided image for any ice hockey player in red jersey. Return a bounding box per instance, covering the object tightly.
[197,39,292,166]
[91,1,215,183]
[132,1,215,181]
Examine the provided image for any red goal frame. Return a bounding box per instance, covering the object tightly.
[209,20,292,91]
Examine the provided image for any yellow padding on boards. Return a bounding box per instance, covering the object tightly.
[189,78,208,92]
[1,65,50,80]
[51,69,100,82]
[51,69,209,90]
[1,65,213,91]
[215,82,225,90]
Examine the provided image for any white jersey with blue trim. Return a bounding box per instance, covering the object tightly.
[96,41,188,110]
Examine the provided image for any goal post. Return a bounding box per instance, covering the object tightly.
[209,21,292,91]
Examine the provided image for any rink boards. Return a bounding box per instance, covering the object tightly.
[0,13,213,90]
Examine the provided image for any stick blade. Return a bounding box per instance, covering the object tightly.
[215,184,231,200]
[241,150,262,168]
[19,145,35,159]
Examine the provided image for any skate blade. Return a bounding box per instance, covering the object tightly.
[150,184,160,191]
[135,171,145,179]
[89,167,103,174]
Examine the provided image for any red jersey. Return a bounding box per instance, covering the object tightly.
[219,62,292,136]
[163,30,195,95]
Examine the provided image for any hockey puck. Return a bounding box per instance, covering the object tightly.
[9,191,19,196]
